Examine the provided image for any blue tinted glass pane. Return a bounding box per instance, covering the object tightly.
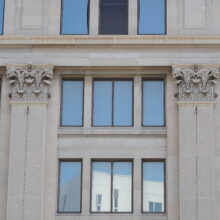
[92,162,111,212]
[62,81,83,126]
[0,0,4,34]
[61,0,89,34]
[143,162,164,212]
[114,81,132,126]
[59,162,81,212]
[143,81,164,126]
[112,162,132,212]
[139,0,165,34]
[93,81,112,126]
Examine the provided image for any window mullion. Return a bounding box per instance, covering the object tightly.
[110,162,113,212]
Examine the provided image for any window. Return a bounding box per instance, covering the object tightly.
[99,0,128,34]
[58,161,82,213]
[91,161,133,213]
[142,161,165,213]
[142,80,165,126]
[0,0,4,34]
[61,80,84,126]
[61,0,89,34]
[138,0,166,34]
[93,80,133,126]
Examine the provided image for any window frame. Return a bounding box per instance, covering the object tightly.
[141,78,166,127]
[137,0,167,35]
[90,159,134,213]
[0,0,5,35]
[141,159,166,214]
[60,0,90,35]
[60,78,85,127]
[98,0,129,35]
[57,159,83,214]
[92,78,134,127]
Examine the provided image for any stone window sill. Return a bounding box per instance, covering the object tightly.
[57,127,167,136]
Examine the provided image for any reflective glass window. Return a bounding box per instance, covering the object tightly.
[99,0,128,34]
[0,0,4,34]
[143,161,165,213]
[138,0,166,34]
[143,80,164,126]
[62,80,84,126]
[93,81,112,126]
[112,162,132,212]
[58,161,82,212]
[61,0,89,34]
[93,80,133,126]
[114,81,133,126]
[92,161,132,212]
[91,162,111,212]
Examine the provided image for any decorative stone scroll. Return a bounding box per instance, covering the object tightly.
[172,64,220,102]
[6,64,54,101]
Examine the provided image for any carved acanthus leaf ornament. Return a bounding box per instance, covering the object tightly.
[6,64,54,101]
[172,64,220,102]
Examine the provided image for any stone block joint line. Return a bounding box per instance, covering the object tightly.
[195,105,198,220]
[22,105,30,220]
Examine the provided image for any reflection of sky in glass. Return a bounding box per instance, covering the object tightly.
[61,0,88,34]
[113,162,132,176]
[0,0,3,34]
[143,162,164,182]
[139,0,165,34]
[143,81,164,126]
[62,81,83,126]
[93,80,133,126]
[93,162,111,173]
[114,81,132,126]
[60,162,81,185]
[93,81,112,126]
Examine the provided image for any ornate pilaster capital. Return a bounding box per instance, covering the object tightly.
[172,64,220,102]
[6,63,54,101]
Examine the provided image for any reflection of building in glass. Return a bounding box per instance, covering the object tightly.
[59,174,81,212]
[96,194,102,211]
[113,189,119,212]
[92,170,131,212]
[143,180,164,212]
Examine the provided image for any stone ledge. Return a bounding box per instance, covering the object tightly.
[0,35,220,45]
[57,127,167,136]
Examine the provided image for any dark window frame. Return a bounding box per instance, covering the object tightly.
[92,78,134,127]
[141,159,166,214]
[60,0,90,35]
[0,0,5,35]
[60,78,85,127]
[99,0,129,35]
[90,159,134,213]
[141,78,166,127]
[137,0,167,35]
[57,159,83,214]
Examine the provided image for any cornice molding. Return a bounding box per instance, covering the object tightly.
[6,63,54,101]
[172,64,220,102]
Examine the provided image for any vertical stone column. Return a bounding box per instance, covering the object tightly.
[172,64,220,220]
[6,64,54,220]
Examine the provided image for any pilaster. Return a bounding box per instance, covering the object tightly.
[6,64,54,220]
[172,64,220,220]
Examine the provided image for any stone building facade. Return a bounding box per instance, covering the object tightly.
[0,0,220,220]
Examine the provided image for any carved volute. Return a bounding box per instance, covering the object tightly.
[172,64,220,102]
[6,64,54,101]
